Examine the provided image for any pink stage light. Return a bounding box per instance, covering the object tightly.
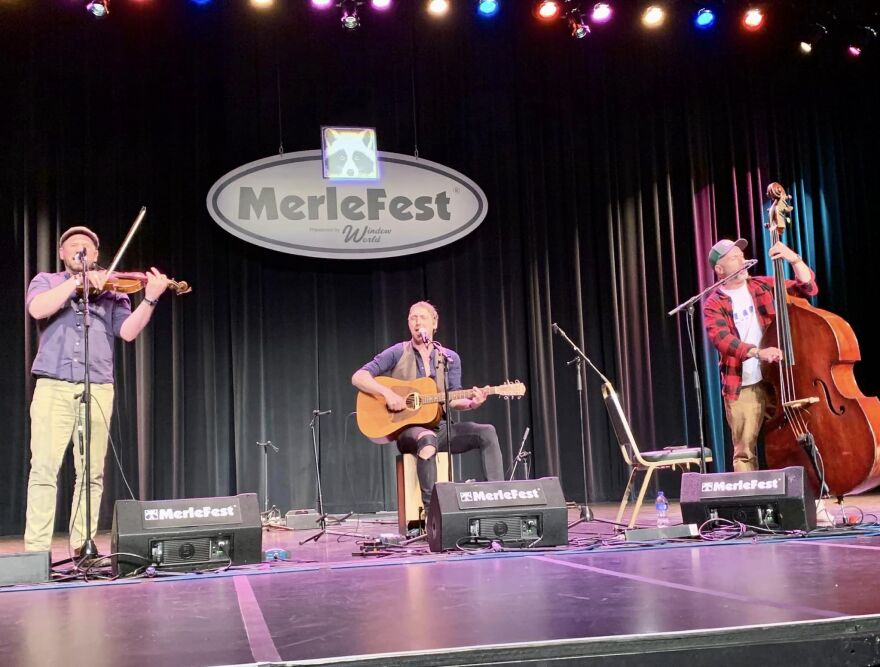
[371,0,392,9]
[591,3,612,24]
[311,0,333,8]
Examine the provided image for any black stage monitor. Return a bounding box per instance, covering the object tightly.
[426,478,568,552]
[111,493,263,576]
[680,466,816,531]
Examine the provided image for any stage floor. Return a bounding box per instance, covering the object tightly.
[3,498,880,666]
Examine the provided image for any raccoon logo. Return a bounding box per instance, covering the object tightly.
[323,128,378,179]
[144,509,159,521]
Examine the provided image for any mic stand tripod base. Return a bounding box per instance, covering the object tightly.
[298,515,370,546]
[77,538,99,559]
[568,503,594,528]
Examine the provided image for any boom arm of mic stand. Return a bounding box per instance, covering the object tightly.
[668,259,758,316]
[551,324,611,385]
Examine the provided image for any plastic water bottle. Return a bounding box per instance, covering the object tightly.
[655,491,669,528]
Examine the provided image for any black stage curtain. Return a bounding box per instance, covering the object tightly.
[1,2,879,535]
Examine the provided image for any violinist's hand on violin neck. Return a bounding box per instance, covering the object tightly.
[87,270,109,290]
[144,267,170,300]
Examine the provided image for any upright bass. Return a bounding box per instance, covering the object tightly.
[761,182,880,498]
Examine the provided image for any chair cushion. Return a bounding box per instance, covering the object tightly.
[639,447,713,463]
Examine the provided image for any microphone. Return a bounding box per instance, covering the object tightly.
[312,409,332,416]
[417,327,430,345]
[74,247,88,262]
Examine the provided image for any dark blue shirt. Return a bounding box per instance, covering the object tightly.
[360,341,463,390]
[27,271,131,384]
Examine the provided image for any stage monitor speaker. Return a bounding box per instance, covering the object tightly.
[426,478,568,552]
[111,493,262,576]
[680,466,816,531]
[0,551,50,586]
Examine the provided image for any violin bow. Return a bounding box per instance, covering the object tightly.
[99,206,147,289]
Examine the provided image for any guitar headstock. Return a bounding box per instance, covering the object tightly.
[496,380,526,399]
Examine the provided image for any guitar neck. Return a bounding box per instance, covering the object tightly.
[420,386,500,405]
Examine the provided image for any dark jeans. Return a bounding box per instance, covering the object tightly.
[397,421,504,506]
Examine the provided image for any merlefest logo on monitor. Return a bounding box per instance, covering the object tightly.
[143,505,237,521]
[207,130,488,260]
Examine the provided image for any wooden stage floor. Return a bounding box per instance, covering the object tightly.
[2,497,880,666]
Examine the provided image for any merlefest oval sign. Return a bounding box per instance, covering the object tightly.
[206,150,488,260]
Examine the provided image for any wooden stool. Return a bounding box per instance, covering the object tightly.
[396,452,449,535]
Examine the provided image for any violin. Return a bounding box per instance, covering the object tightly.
[77,268,192,297]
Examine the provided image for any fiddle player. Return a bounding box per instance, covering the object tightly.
[24,226,169,555]
[703,238,817,472]
[352,301,504,517]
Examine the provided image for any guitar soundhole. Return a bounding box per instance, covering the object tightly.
[405,393,419,410]
[814,378,845,416]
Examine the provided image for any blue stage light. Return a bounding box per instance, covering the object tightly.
[191,0,212,5]
[477,0,499,17]
[695,8,716,29]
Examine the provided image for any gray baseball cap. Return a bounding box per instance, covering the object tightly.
[708,238,747,267]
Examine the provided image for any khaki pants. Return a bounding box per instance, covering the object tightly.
[24,378,115,552]
[724,382,770,472]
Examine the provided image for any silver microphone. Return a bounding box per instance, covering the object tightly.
[418,327,430,344]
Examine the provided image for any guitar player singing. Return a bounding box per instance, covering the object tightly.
[351,301,504,517]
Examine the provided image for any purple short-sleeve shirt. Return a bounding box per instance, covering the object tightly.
[27,271,132,384]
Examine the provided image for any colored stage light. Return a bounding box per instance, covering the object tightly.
[847,26,877,58]
[798,23,827,55]
[569,12,591,39]
[694,8,715,29]
[340,0,360,29]
[427,0,449,16]
[86,0,109,17]
[742,7,764,32]
[641,5,665,28]
[250,0,274,8]
[591,3,612,24]
[535,1,561,21]
[191,0,212,5]
[311,0,333,8]
[477,0,499,17]
[371,0,392,10]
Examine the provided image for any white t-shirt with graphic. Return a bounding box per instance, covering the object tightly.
[721,283,762,387]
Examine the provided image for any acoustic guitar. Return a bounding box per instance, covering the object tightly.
[356,376,527,443]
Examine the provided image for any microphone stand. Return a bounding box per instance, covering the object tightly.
[668,259,758,474]
[256,440,280,523]
[551,323,608,525]
[430,339,455,485]
[300,408,367,545]
[75,255,98,561]
[508,427,532,480]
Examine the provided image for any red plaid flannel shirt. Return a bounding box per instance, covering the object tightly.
[703,272,817,401]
